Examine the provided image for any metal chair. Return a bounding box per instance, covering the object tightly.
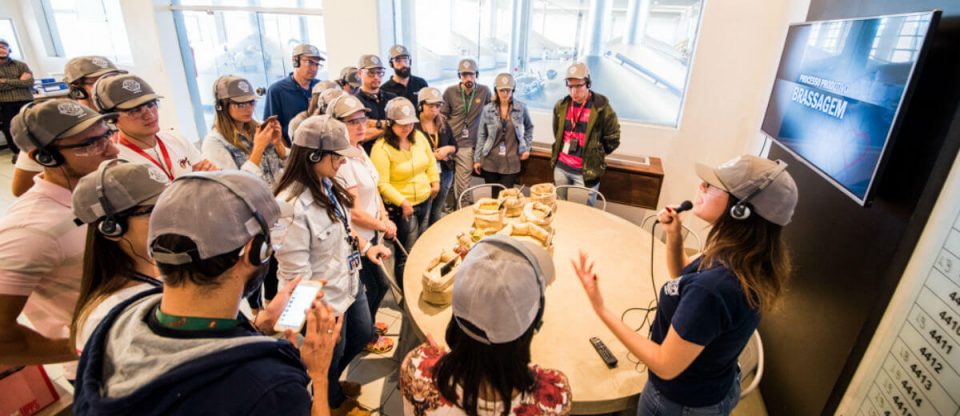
[738,330,765,398]
[555,185,607,211]
[457,183,506,209]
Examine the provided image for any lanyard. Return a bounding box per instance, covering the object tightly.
[571,100,589,129]
[154,305,239,331]
[460,86,477,115]
[130,272,163,287]
[117,132,174,180]
[322,178,353,242]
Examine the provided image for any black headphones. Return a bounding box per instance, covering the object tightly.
[151,174,273,266]
[94,159,125,237]
[18,102,66,168]
[455,235,546,344]
[69,84,89,100]
[213,76,228,111]
[90,76,113,113]
[292,54,302,68]
[308,149,328,164]
[730,160,788,221]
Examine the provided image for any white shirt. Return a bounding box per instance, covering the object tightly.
[335,148,381,241]
[75,282,155,354]
[273,186,359,315]
[115,130,204,179]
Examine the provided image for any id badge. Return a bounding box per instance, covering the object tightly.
[348,250,361,273]
[562,140,571,154]
[461,128,470,139]
[498,143,507,156]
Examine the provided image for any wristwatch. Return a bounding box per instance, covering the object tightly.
[376,119,383,129]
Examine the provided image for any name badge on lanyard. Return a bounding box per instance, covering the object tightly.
[348,247,361,272]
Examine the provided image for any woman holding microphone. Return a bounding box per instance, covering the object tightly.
[574,155,798,415]
[273,114,391,414]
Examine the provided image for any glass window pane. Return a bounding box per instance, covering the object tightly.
[0,19,24,60]
[179,0,323,7]
[178,9,326,131]
[48,0,133,64]
[400,0,705,127]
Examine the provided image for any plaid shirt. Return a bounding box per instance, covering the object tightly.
[0,59,34,102]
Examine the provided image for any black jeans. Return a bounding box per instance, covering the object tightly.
[481,170,518,199]
[0,100,31,154]
[386,199,432,290]
[359,234,389,340]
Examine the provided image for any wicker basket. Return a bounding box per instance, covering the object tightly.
[498,188,526,217]
[529,183,557,211]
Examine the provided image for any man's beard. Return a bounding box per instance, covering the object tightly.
[395,67,411,78]
[463,81,475,89]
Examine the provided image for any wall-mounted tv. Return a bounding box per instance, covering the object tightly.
[761,11,940,205]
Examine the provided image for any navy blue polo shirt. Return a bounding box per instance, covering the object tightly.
[263,74,319,145]
[648,257,760,407]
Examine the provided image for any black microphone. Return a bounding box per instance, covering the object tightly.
[658,200,692,224]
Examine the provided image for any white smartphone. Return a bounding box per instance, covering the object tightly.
[274,280,325,333]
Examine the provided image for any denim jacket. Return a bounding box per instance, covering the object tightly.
[474,100,535,163]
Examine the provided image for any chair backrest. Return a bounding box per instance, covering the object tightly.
[457,183,507,209]
[738,330,764,398]
[640,214,702,255]
[555,185,607,211]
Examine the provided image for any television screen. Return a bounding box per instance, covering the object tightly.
[761,11,940,205]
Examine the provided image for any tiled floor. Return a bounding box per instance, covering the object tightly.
[0,149,769,415]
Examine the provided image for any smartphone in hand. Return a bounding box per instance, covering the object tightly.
[274,280,325,333]
[260,115,279,129]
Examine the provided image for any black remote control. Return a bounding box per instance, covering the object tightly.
[590,337,618,368]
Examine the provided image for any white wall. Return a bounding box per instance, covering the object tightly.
[6,0,811,229]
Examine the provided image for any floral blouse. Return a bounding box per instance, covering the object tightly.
[400,343,572,416]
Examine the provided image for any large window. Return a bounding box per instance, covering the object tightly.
[38,0,133,65]
[394,0,704,127]
[171,2,327,136]
[0,19,24,61]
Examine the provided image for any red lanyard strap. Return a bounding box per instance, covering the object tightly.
[117,132,175,180]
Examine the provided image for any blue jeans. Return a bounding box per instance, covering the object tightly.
[638,373,741,416]
[328,289,374,407]
[553,167,600,207]
[430,168,454,226]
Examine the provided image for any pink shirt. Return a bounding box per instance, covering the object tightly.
[0,177,86,340]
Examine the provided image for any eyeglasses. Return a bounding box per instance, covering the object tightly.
[566,82,587,90]
[301,59,323,68]
[365,70,385,77]
[56,130,113,157]
[119,100,159,118]
[231,100,255,109]
[343,116,367,127]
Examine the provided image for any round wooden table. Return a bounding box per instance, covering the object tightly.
[402,200,670,414]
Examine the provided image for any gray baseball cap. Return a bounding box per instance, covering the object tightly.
[292,43,324,60]
[318,89,346,114]
[695,155,798,226]
[73,159,169,224]
[417,87,443,105]
[12,99,117,152]
[293,114,363,158]
[326,92,366,119]
[388,44,410,60]
[92,74,162,112]
[358,54,384,70]
[385,97,417,125]
[148,170,281,265]
[566,62,590,80]
[0,39,8,48]
[457,59,478,75]
[64,56,127,85]
[452,236,556,344]
[214,75,258,103]
[339,67,361,88]
[494,73,515,90]
[312,80,340,95]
